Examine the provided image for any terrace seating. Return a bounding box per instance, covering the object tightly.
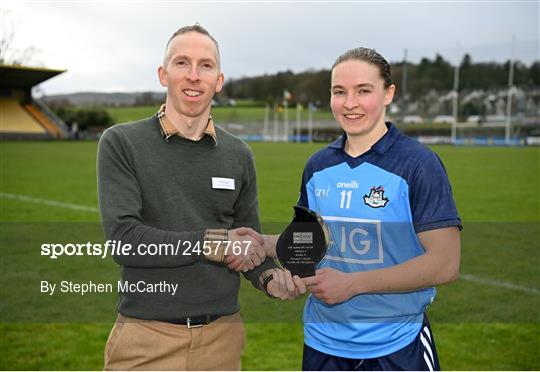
[0,97,46,134]
[23,103,63,138]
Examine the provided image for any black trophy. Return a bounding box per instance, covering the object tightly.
[276,206,330,278]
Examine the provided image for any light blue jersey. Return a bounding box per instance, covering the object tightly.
[298,123,461,359]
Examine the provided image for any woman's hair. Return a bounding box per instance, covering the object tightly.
[332,47,393,88]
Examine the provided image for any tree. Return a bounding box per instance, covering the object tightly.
[0,9,15,64]
[51,107,113,128]
[529,62,540,86]
[0,8,41,66]
[460,54,472,69]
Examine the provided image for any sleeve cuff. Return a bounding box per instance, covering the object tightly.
[259,269,276,298]
[414,218,463,233]
[203,228,228,262]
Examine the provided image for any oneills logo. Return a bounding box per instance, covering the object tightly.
[336,180,359,189]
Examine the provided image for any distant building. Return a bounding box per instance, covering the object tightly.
[0,64,69,139]
[433,115,454,124]
[403,115,424,124]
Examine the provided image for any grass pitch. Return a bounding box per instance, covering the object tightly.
[0,140,538,370]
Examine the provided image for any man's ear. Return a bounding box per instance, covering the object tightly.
[158,65,168,87]
[215,72,224,93]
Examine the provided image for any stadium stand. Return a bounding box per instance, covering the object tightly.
[0,64,68,139]
[0,97,46,134]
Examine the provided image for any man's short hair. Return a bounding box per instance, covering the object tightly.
[163,24,221,67]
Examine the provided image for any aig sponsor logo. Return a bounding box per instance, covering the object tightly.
[323,216,383,264]
[336,180,359,189]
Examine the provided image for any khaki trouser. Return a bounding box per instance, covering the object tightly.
[104,312,245,371]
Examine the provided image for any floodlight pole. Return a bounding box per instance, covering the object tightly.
[273,102,278,142]
[452,42,461,145]
[402,49,408,117]
[452,65,460,144]
[308,102,314,143]
[296,104,301,143]
[505,34,516,145]
[263,104,269,141]
[284,100,289,142]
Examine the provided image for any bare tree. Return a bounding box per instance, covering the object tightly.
[0,8,42,66]
[0,8,15,64]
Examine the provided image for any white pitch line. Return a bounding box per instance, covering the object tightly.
[460,274,540,296]
[0,192,99,213]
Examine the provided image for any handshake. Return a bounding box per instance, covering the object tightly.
[224,227,306,300]
[225,227,276,272]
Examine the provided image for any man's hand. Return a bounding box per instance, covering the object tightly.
[267,269,307,300]
[225,227,265,272]
[302,268,354,305]
[233,230,278,259]
[261,234,278,258]
[236,231,278,258]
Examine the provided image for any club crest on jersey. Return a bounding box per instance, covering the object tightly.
[363,186,389,208]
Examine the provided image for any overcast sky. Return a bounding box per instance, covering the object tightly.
[2,1,538,95]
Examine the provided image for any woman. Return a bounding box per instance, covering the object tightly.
[297,48,462,371]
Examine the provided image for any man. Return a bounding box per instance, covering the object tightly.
[240,47,461,370]
[97,25,305,370]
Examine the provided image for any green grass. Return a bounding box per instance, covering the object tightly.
[0,140,539,370]
[106,105,335,125]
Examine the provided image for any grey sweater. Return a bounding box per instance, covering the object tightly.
[97,115,275,321]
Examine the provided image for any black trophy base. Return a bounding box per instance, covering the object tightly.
[276,206,329,278]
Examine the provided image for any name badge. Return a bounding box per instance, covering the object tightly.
[212,177,235,190]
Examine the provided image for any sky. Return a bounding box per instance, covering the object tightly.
[2,0,539,95]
